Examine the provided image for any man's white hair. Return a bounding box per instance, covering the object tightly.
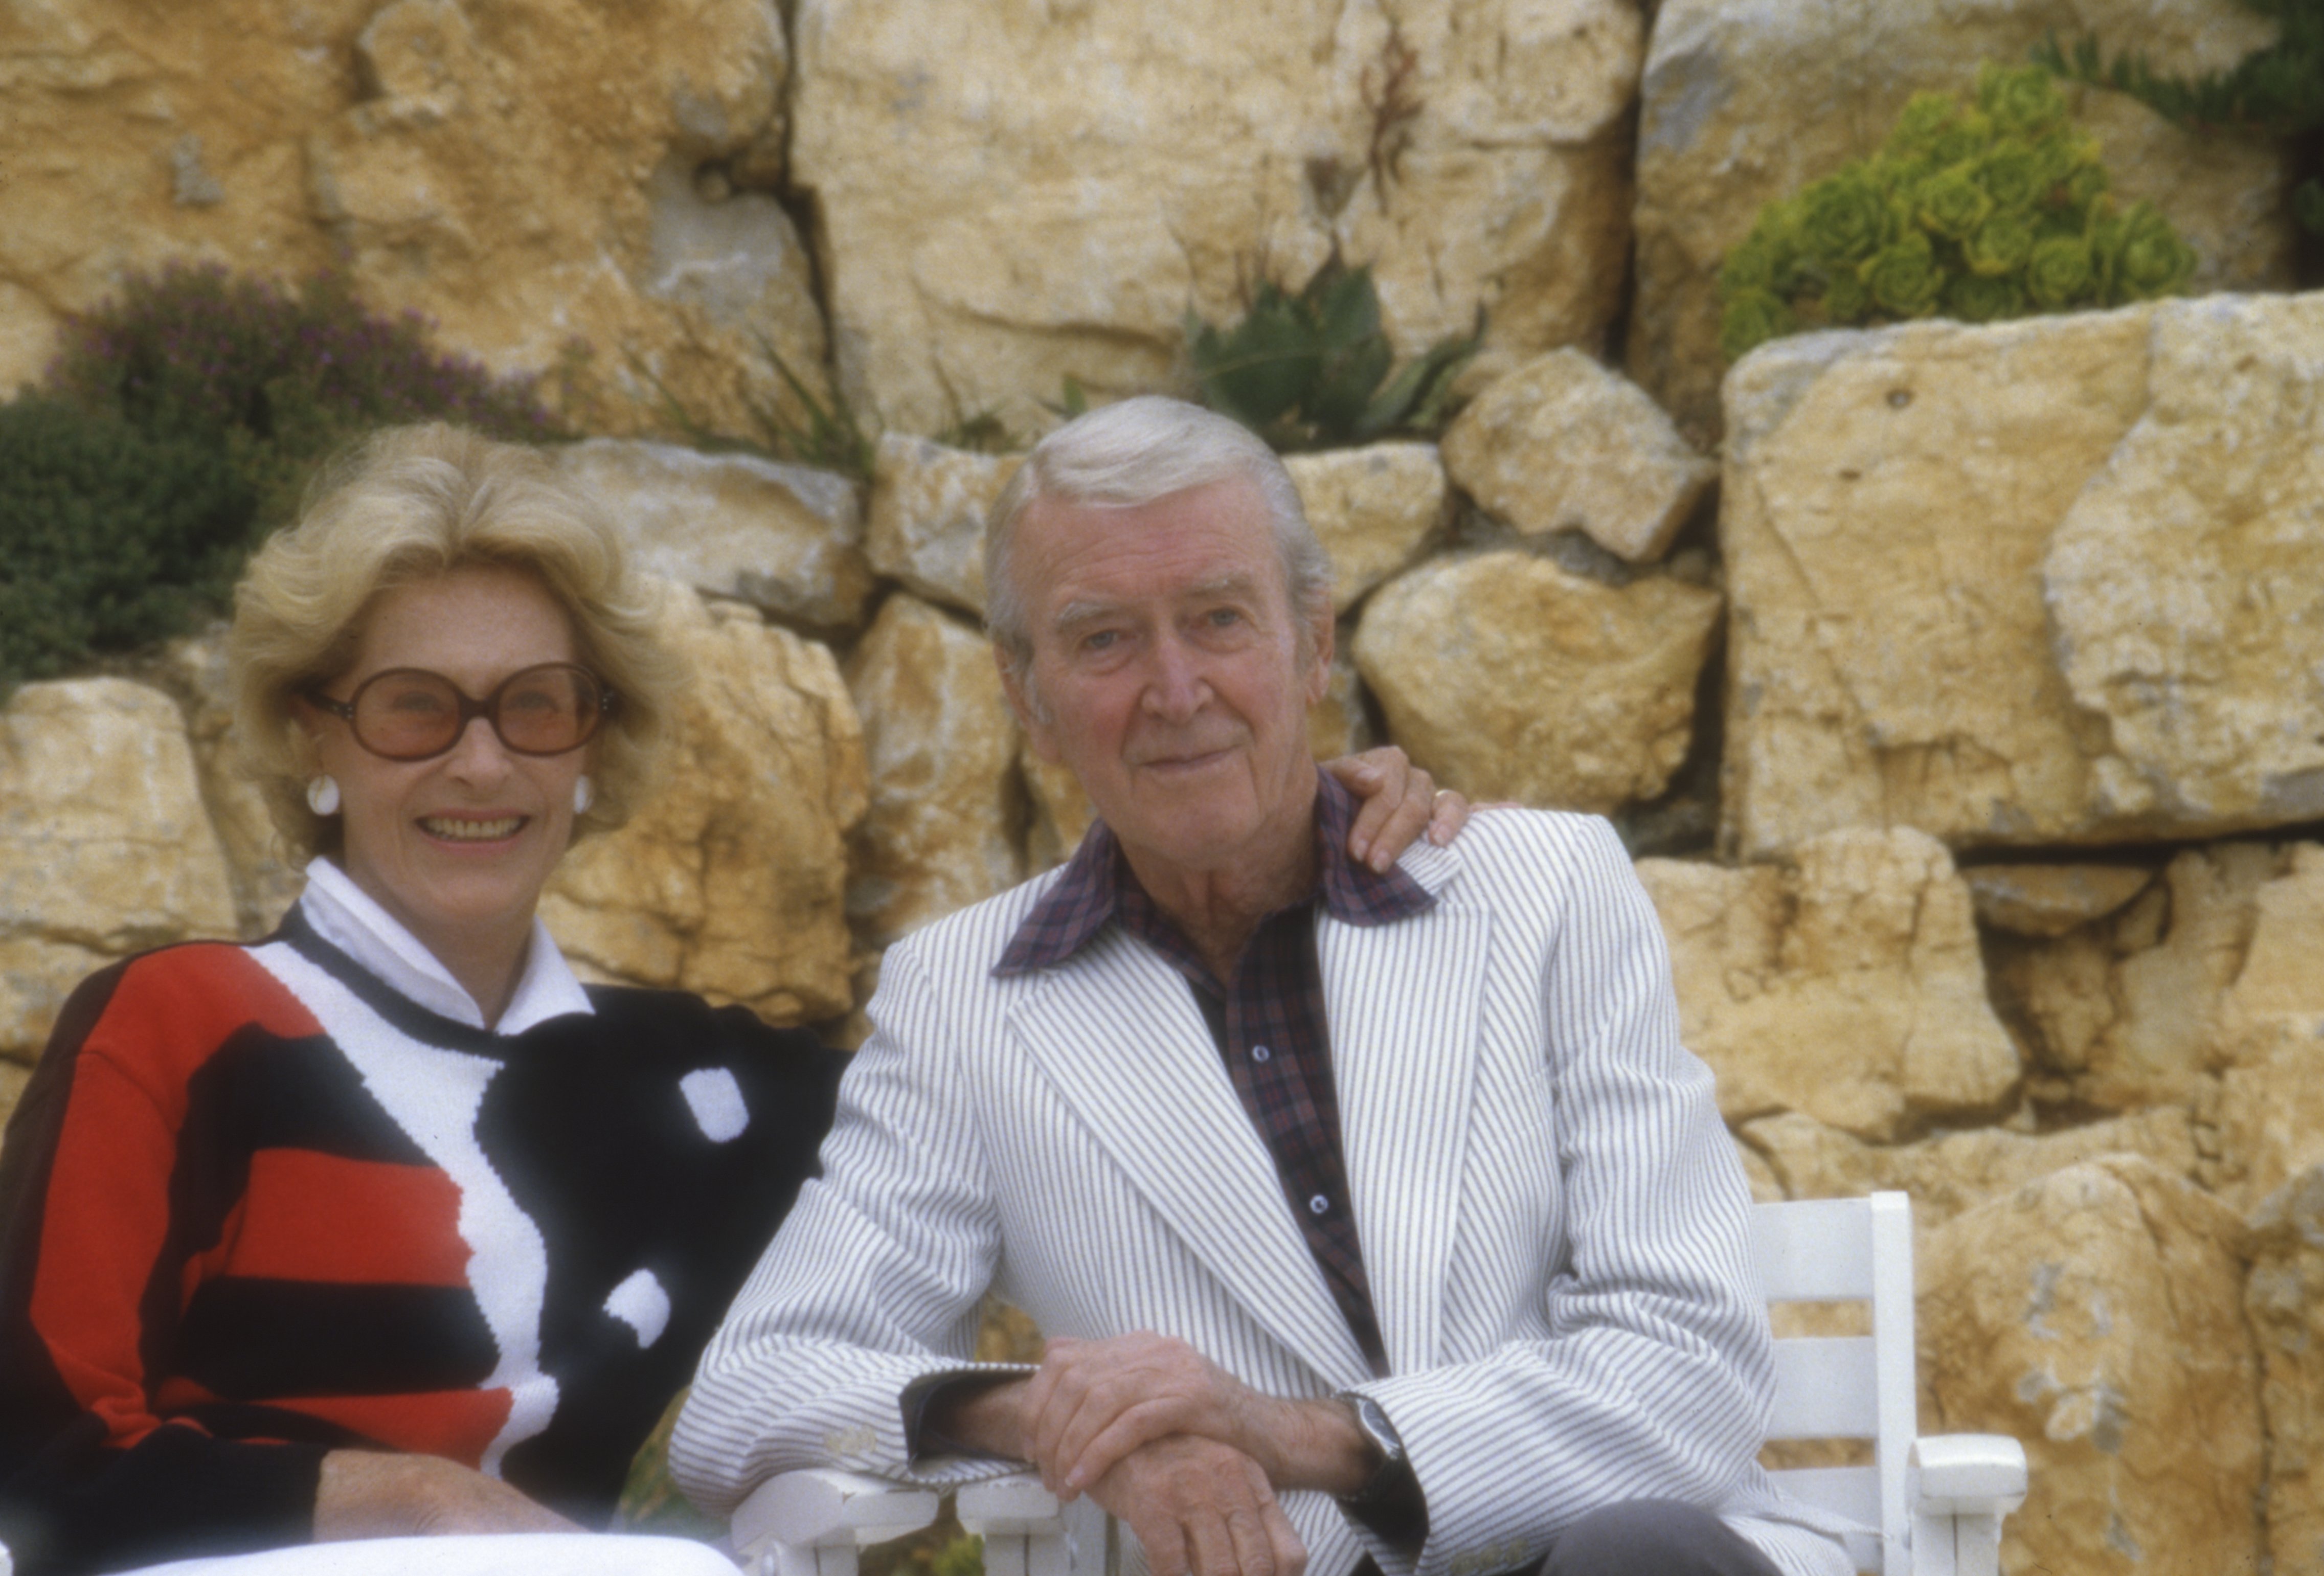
[983,396,1333,685]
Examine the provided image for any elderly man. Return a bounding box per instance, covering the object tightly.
[673,398,1850,1576]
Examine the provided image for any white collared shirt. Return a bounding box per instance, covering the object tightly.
[298,858,595,1034]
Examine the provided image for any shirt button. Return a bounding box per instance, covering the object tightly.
[1309,1194,1330,1215]
[1252,1045,1272,1063]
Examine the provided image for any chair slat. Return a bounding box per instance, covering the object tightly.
[1768,1336,1880,1438]
[1752,1196,1875,1300]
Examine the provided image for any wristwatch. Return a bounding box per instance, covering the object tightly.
[1345,1394,1408,1504]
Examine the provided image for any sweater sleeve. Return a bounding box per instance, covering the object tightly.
[0,955,327,1575]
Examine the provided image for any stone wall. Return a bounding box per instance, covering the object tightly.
[5,4,2321,1571]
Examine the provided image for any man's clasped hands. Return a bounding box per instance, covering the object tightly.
[936,1332,1380,1576]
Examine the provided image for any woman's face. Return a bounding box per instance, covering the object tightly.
[308,564,591,966]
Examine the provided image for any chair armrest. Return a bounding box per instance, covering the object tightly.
[731,1468,942,1566]
[1909,1435,2028,1516]
[958,1473,1066,1532]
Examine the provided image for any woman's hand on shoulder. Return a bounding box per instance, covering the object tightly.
[1320,747,1470,873]
[316,1449,581,1540]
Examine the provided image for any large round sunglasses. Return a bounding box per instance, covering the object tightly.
[305,664,617,762]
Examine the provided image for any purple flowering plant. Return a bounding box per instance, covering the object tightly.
[0,262,567,692]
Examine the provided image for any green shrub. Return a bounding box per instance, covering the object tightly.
[0,397,255,693]
[1186,259,1476,451]
[1718,63,2201,363]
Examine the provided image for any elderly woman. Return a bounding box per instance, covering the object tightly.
[0,424,1461,1576]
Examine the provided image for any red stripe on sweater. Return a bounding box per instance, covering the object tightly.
[32,946,325,1444]
[221,1150,470,1286]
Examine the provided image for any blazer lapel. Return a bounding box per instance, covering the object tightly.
[1322,840,1488,1377]
[1008,928,1375,1388]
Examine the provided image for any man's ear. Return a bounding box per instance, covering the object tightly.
[1302,601,1336,707]
[995,644,1064,764]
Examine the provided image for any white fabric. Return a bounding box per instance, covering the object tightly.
[299,859,593,1034]
[672,809,1855,1576]
[123,1533,738,1576]
[605,1269,673,1349]
[249,939,561,1476]
[679,1067,752,1143]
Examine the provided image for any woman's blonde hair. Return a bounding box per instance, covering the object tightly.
[228,422,686,863]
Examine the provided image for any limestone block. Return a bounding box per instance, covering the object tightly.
[1987,842,2291,1114]
[164,632,304,938]
[2047,296,2324,836]
[1965,863,2154,939]
[1353,549,1721,813]
[1283,443,1449,612]
[1639,828,2019,1140]
[552,440,872,633]
[0,0,823,436]
[1920,1157,2263,1576]
[0,693,230,959]
[790,0,1641,435]
[542,585,865,1024]
[1741,1106,2201,1233]
[2247,1165,2324,1573]
[0,937,115,1069]
[0,680,239,1060]
[1631,0,2293,442]
[2220,1025,2324,1233]
[2206,845,2324,1209]
[0,1060,29,1150]
[865,436,1020,618]
[1021,749,1096,879]
[1722,294,2324,859]
[1439,349,1714,563]
[845,595,1024,948]
[1306,649,1373,763]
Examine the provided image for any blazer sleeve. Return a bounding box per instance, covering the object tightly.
[0,959,325,1575]
[670,941,1032,1517]
[1348,817,1774,1576]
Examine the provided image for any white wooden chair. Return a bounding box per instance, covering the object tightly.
[731,1192,2025,1576]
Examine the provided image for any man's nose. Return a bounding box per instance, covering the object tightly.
[1141,634,1210,720]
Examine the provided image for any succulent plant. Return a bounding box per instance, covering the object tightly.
[1719,63,2200,362]
[1186,259,1477,451]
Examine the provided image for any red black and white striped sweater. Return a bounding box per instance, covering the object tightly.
[0,902,843,1575]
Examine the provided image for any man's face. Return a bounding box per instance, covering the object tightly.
[1002,478,1333,881]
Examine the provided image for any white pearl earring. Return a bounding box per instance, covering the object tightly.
[306,775,341,816]
[573,775,595,815]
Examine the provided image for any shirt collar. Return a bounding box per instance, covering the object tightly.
[297,857,595,1034]
[994,772,1434,976]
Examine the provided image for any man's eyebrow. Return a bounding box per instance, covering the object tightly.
[1183,571,1262,601]
[1049,597,1115,633]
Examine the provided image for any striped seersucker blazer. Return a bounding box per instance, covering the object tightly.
[673,809,1852,1576]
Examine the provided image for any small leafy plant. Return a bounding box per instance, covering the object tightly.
[1719,63,2201,362]
[2036,2,2324,250]
[1186,258,1477,451]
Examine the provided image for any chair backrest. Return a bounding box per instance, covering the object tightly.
[1750,1191,1915,1576]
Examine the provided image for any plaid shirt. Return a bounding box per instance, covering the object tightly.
[996,772,1435,1374]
